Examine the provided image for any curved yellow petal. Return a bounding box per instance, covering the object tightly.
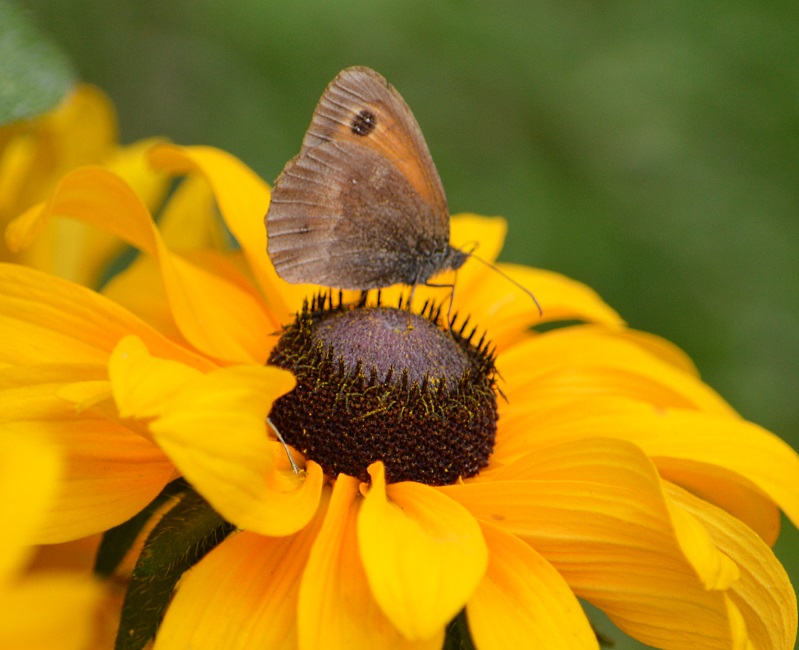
[101,253,184,342]
[297,475,439,650]
[155,172,227,252]
[668,482,798,650]
[487,437,739,589]
[0,84,116,225]
[443,437,746,649]
[0,413,104,648]
[16,144,168,288]
[0,572,103,650]
[155,497,325,650]
[147,143,301,323]
[0,432,61,578]
[450,214,507,266]
[445,214,507,302]
[6,166,273,364]
[104,136,170,215]
[102,249,267,353]
[499,396,799,535]
[614,327,702,376]
[357,463,487,641]
[457,265,624,350]
[0,364,176,543]
[467,522,598,650]
[109,335,205,419]
[0,263,212,370]
[498,326,738,419]
[654,456,781,546]
[42,84,118,169]
[109,336,323,536]
[155,409,325,539]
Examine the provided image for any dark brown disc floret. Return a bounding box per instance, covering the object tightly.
[267,294,499,485]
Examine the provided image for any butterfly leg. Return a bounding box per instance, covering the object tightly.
[423,279,458,334]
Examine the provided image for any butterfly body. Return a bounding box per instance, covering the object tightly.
[266,66,466,291]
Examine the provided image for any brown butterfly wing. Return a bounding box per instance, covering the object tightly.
[267,138,448,289]
[301,66,449,235]
[266,67,454,290]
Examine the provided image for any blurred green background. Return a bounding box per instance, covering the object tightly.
[17,0,799,647]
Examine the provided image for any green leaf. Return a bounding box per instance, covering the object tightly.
[0,0,77,124]
[114,488,235,650]
[442,610,476,650]
[94,479,190,578]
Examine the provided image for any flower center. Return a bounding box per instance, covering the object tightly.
[267,295,498,485]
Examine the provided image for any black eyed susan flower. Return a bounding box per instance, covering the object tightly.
[0,83,169,285]
[1,140,797,649]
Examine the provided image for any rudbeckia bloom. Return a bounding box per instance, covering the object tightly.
[0,83,166,284]
[2,140,797,650]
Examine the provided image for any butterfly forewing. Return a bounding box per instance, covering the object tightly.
[266,66,461,291]
[303,67,449,232]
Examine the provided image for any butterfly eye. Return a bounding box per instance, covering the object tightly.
[351,109,377,136]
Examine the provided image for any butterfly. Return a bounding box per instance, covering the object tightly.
[265,66,467,292]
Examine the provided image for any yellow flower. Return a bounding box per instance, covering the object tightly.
[0,433,103,649]
[2,142,797,650]
[0,83,167,285]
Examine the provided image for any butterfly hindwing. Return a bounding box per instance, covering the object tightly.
[267,139,446,289]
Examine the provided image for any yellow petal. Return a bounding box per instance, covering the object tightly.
[44,84,118,169]
[450,214,507,266]
[456,265,624,349]
[297,475,439,650]
[654,456,781,546]
[357,463,487,641]
[467,522,598,650]
[101,253,184,342]
[155,499,325,650]
[501,396,799,535]
[0,363,176,542]
[444,437,746,649]
[156,172,227,252]
[0,572,103,650]
[105,136,171,211]
[0,84,116,225]
[109,336,323,536]
[147,143,301,323]
[6,166,274,363]
[0,89,166,286]
[103,249,267,352]
[668,482,798,650]
[438,213,507,304]
[0,263,211,370]
[109,335,204,419]
[0,432,61,578]
[614,327,702,376]
[498,325,737,418]
[487,437,739,589]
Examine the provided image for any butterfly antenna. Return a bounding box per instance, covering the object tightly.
[267,417,300,475]
[465,251,543,316]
